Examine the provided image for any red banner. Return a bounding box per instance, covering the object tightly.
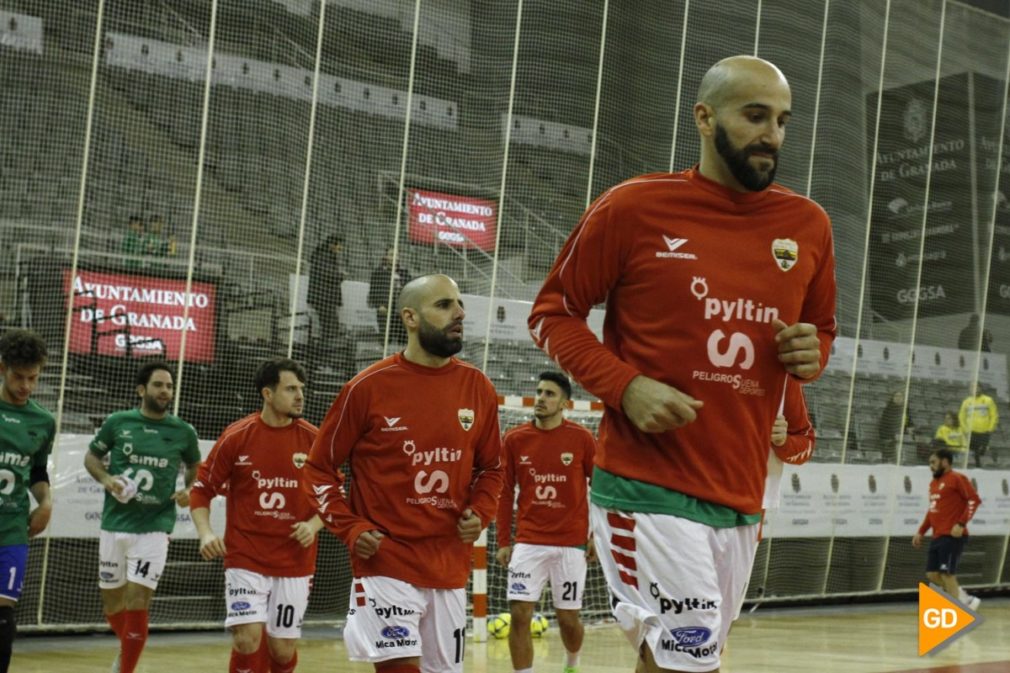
[407,189,497,251]
[64,270,217,363]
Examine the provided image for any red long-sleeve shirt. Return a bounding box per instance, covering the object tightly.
[528,169,836,515]
[303,353,504,589]
[918,470,981,537]
[496,419,596,549]
[189,413,319,577]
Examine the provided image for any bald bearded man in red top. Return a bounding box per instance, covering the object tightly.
[496,371,596,673]
[529,56,837,673]
[304,274,504,673]
[190,358,321,673]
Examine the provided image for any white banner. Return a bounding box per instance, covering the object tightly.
[46,435,225,539]
[0,12,43,54]
[764,463,1010,539]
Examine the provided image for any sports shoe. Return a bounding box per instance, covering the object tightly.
[563,667,579,673]
[111,652,121,673]
[967,595,981,611]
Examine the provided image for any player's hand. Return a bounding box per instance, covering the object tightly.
[103,475,124,496]
[290,521,319,548]
[199,533,226,560]
[951,524,964,538]
[171,489,191,508]
[771,415,788,447]
[621,375,703,433]
[495,545,512,566]
[355,530,384,560]
[912,533,923,548]
[772,320,821,379]
[457,508,483,543]
[585,536,597,564]
[28,503,52,538]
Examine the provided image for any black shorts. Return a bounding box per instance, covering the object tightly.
[926,536,966,574]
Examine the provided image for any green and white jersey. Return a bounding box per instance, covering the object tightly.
[89,409,200,534]
[0,398,56,546]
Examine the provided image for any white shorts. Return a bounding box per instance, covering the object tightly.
[98,530,169,591]
[224,568,312,639]
[345,576,466,673]
[591,505,759,673]
[506,543,587,609]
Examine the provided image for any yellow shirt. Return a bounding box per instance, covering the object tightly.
[934,424,966,451]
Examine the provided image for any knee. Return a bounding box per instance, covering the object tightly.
[510,603,534,631]
[555,610,582,635]
[267,637,297,662]
[231,624,263,654]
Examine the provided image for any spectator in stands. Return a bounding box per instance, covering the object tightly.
[959,386,999,468]
[934,411,967,454]
[143,215,170,256]
[121,215,145,271]
[878,390,914,462]
[367,245,409,346]
[958,313,992,352]
[307,235,346,367]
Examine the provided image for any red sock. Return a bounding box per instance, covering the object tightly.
[230,648,263,673]
[119,610,148,673]
[105,610,126,640]
[269,648,297,673]
[374,665,420,673]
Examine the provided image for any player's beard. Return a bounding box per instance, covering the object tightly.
[417,316,463,358]
[714,124,778,191]
[143,393,171,415]
[932,467,946,479]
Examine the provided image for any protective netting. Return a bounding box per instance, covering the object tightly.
[0,0,1009,633]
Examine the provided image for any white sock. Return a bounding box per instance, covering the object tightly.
[566,651,580,668]
[958,587,971,602]
[514,668,533,673]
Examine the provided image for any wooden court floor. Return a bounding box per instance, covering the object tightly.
[13,598,1009,672]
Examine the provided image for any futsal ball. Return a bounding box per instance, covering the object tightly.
[489,612,511,639]
[530,613,549,638]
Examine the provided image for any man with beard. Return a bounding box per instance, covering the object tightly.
[190,357,321,673]
[303,274,503,673]
[84,362,201,673]
[527,55,836,673]
[913,448,982,611]
[0,330,56,673]
[495,371,596,673]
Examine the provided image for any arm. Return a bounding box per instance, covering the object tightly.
[188,434,231,560]
[28,481,52,538]
[953,475,982,537]
[987,398,998,433]
[494,434,516,565]
[772,379,815,465]
[914,512,931,547]
[302,387,381,558]
[527,191,701,430]
[464,387,505,526]
[171,461,199,508]
[84,450,123,497]
[959,400,968,432]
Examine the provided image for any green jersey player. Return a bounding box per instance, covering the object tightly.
[84,361,200,673]
[0,329,55,673]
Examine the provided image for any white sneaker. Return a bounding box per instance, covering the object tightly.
[111,652,120,673]
[967,595,981,611]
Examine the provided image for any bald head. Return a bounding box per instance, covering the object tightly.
[697,56,789,111]
[398,274,459,312]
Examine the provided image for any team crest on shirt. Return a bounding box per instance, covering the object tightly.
[771,238,798,271]
[457,408,475,431]
[292,452,307,469]
[560,452,574,466]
